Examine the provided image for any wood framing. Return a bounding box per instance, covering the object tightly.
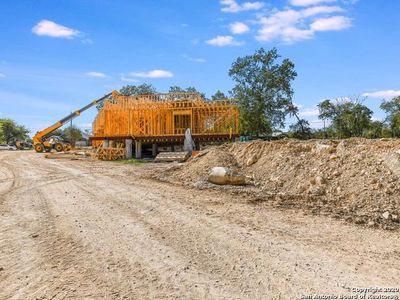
[92,92,239,143]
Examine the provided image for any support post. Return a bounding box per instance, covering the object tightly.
[135,141,142,159]
[103,140,109,148]
[152,143,158,157]
[125,139,133,159]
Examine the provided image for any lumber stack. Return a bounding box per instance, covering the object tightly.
[95,147,125,161]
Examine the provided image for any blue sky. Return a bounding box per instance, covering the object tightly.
[0,0,399,135]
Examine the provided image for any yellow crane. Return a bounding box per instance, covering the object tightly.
[33,92,113,153]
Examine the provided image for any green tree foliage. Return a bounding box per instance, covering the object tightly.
[317,98,373,138]
[380,96,400,137]
[288,119,312,139]
[168,86,206,98]
[229,47,297,136]
[63,126,83,146]
[119,83,157,96]
[169,86,185,93]
[211,90,228,100]
[97,84,158,110]
[52,126,83,146]
[312,127,336,139]
[0,119,29,144]
[362,120,385,139]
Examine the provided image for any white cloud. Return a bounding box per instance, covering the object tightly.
[299,107,320,117]
[183,54,206,63]
[206,35,244,46]
[77,123,92,129]
[309,119,324,129]
[302,5,344,16]
[293,102,304,109]
[82,38,93,44]
[290,0,336,6]
[230,22,250,34]
[0,73,5,78]
[362,90,400,99]
[121,76,139,83]
[310,16,352,31]
[104,84,123,89]
[129,69,174,78]
[221,0,264,13]
[86,72,107,78]
[336,96,352,102]
[255,5,350,43]
[32,20,80,38]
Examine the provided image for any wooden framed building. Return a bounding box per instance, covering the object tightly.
[92,91,239,147]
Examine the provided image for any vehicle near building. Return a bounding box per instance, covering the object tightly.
[0,144,17,150]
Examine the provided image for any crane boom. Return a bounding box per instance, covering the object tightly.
[33,92,114,152]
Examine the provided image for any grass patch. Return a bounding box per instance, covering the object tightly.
[116,159,150,165]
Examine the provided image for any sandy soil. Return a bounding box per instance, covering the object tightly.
[163,139,400,229]
[0,151,399,299]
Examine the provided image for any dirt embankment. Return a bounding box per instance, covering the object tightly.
[161,138,400,229]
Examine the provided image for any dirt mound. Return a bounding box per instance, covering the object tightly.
[171,145,238,182]
[163,138,400,229]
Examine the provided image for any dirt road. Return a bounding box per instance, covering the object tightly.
[0,151,399,299]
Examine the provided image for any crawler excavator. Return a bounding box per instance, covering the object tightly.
[33,92,114,153]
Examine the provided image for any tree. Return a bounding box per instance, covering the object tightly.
[0,119,29,144]
[289,119,312,139]
[51,126,83,146]
[97,84,158,110]
[211,90,228,100]
[363,120,384,139]
[119,83,157,96]
[317,98,373,138]
[380,96,400,137]
[169,86,185,93]
[63,126,83,146]
[51,129,65,139]
[229,47,297,136]
[312,127,336,139]
[168,86,206,98]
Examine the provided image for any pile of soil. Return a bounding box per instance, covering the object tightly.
[161,138,400,229]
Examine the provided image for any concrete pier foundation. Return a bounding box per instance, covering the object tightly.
[135,141,142,159]
[125,139,133,159]
[152,143,158,157]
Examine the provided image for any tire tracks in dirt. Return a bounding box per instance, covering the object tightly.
[1,152,399,299]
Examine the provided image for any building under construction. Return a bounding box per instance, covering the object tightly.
[91,91,239,158]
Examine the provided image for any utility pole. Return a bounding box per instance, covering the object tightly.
[70,112,73,147]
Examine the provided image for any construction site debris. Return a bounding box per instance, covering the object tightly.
[159,138,400,229]
[94,147,125,161]
[154,151,190,162]
[208,167,246,185]
[44,150,92,160]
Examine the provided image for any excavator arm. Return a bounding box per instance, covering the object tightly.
[33,92,114,152]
